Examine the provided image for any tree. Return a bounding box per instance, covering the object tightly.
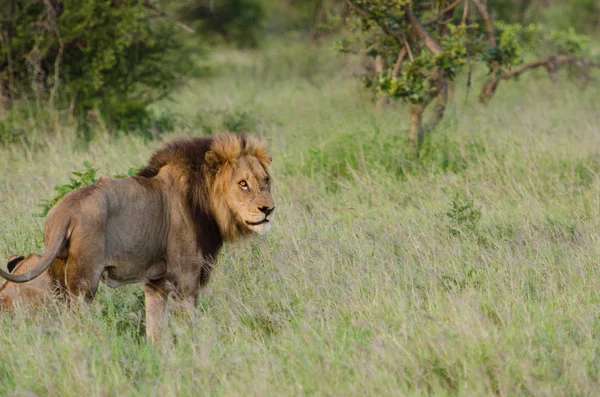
[339,0,599,159]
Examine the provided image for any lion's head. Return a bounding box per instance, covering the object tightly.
[137,132,275,243]
[205,133,275,237]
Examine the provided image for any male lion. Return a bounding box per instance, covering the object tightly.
[0,132,275,342]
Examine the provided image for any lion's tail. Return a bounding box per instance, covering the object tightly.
[0,216,70,283]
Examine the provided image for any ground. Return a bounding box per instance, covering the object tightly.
[0,40,599,395]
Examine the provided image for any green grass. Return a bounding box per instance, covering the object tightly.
[1,39,600,395]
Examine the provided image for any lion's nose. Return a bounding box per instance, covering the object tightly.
[259,206,274,216]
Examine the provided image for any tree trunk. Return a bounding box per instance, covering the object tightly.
[374,54,385,108]
[0,76,5,117]
[432,84,447,124]
[424,83,448,134]
[309,0,324,40]
[479,64,499,103]
[408,103,424,159]
[6,0,15,93]
[30,50,45,107]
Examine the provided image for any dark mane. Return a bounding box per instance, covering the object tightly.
[137,137,223,263]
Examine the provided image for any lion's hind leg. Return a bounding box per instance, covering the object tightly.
[66,257,104,301]
[56,233,106,302]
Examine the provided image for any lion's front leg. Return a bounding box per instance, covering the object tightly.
[169,255,213,315]
[144,278,169,344]
[170,273,202,316]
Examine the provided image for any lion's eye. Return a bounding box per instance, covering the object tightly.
[239,180,248,190]
[264,176,270,185]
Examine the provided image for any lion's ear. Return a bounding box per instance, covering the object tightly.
[205,150,222,171]
[6,255,25,273]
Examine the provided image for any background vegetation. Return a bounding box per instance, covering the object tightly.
[1,0,600,395]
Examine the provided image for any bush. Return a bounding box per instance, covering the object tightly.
[444,192,482,238]
[0,0,200,139]
[39,161,140,217]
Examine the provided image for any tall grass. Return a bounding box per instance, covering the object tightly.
[1,40,600,395]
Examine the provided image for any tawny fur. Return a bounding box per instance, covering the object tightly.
[0,254,59,309]
[0,132,275,343]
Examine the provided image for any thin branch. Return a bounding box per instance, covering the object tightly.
[143,0,195,33]
[2,0,16,93]
[50,37,64,107]
[423,16,453,27]
[346,0,405,49]
[0,31,14,93]
[375,54,383,73]
[441,0,464,15]
[501,56,600,79]
[391,47,407,78]
[28,43,44,106]
[0,75,5,115]
[403,6,441,54]
[479,55,600,103]
[364,40,382,54]
[465,62,473,100]
[462,0,470,102]
[375,54,385,108]
[43,0,63,108]
[471,0,495,46]
[0,39,84,75]
[309,0,324,40]
[461,0,469,24]
[360,41,382,75]
[401,33,414,61]
[423,0,463,26]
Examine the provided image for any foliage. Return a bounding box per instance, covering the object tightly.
[341,1,592,102]
[481,22,589,74]
[38,161,140,217]
[0,0,199,138]
[364,24,469,104]
[545,27,589,56]
[482,22,541,70]
[444,192,482,237]
[0,105,51,145]
[38,161,98,217]
[338,0,596,159]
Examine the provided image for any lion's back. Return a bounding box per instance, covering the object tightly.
[46,182,110,230]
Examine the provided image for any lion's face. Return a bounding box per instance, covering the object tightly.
[205,133,275,239]
[225,155,275,234]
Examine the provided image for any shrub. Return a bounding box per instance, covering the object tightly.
[39,161,140,217]
[0,0,199,139]
[444,192,482,238]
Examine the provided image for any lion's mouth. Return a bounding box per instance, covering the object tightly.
[246,218,269,226]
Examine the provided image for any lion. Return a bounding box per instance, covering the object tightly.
[0,254,61,309]
[0,132,275,342]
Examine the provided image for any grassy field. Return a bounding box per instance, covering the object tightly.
[1,40,600,396]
